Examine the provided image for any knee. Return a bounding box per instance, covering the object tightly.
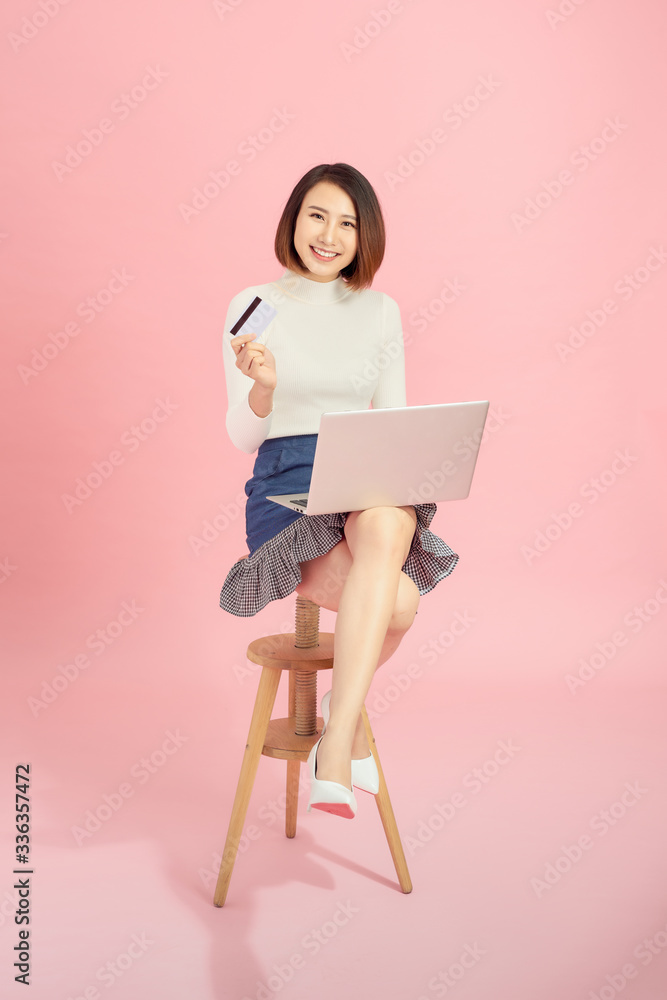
[388,575,420,632]
[352,506,413,558]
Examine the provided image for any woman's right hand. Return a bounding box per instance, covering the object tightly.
[231,333,277,391]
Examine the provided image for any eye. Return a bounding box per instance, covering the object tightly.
[309,212,356,228]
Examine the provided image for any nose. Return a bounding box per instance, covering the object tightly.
[321,221,337,245]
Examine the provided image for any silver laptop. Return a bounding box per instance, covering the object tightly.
[267,401,489,515]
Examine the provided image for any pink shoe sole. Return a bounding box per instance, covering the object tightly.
[307,735,357,819]
[309,801,356,819]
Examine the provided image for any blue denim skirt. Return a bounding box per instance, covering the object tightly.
[220,432,460,617]
[244,433,318,553]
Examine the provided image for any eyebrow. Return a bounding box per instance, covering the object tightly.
[307,204,357,221]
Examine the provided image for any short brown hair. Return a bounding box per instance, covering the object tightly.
[274,163,385,291]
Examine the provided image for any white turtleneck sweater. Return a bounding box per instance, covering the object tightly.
[222,268,406,454]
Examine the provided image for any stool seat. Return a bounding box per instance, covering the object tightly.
[213,596,412,906]
[247,632,334,670]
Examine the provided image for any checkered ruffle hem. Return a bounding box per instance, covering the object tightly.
[219,502,459,617]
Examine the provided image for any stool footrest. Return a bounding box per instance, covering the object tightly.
[263,717,324,760]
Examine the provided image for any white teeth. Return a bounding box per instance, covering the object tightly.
[312,247,338,257]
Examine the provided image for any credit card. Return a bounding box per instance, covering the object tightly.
[229,295,277,340]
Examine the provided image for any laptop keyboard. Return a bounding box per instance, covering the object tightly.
[291,498,308,508]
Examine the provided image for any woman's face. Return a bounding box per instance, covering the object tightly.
[292,181,358,282]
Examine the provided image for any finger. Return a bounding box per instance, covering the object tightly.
[239,352,259,370]
[236,347,257,368]
[243,354,264,376]
[231,333,258,351]
[233,340,254,357]
[238,345,265,363]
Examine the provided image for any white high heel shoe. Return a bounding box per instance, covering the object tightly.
[307,735,357,819]
[321,690,380,796]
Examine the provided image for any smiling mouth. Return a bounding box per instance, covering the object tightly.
[310,246,340,259]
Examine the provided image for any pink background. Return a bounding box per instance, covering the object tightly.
[2,0,666,997]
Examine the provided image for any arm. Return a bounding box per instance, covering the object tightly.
[371,294,407,409]
[222,292,275,454]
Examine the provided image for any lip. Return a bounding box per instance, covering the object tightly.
[310,245,340,261]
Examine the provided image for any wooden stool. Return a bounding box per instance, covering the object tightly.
[213,595,412,906]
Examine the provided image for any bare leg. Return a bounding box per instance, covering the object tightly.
[313,506,418,789]
[346,620,414,757]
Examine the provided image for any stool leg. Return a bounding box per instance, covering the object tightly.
[285,672,298,838]
[285,759,300,839]
[285,668,318,838]
[213,665,281,907]
[361,706,413,894]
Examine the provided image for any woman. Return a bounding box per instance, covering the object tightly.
[220,163,459,819]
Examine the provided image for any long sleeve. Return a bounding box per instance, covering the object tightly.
[222,291,274,454]
[371,294,407,409]
[221,270,408,451]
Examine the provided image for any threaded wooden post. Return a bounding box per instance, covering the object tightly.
[293,596,319,736]
[294,596,320,648]
[294,671,317,736]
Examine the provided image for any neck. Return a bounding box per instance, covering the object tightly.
[272,268,351,304]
